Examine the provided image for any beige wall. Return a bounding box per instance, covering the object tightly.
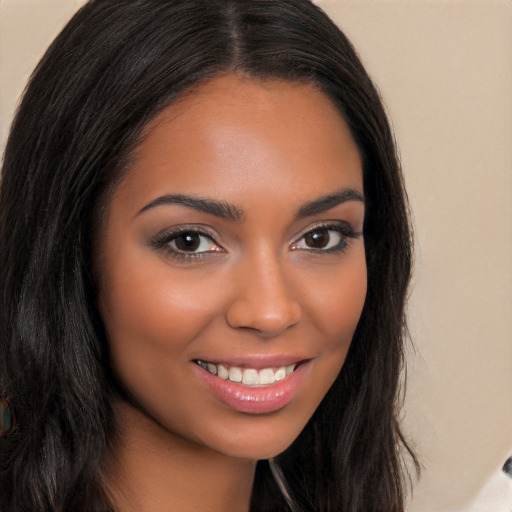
[1,1,511,510]
[316,2,512,510]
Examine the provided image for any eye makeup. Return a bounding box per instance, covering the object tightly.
[148,219,361,262]
[291,221,362,255]
[149,225,225,261]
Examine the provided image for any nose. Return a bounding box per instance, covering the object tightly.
[226,251,303,337]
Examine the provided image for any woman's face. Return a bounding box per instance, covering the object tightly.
[97,74,366,460]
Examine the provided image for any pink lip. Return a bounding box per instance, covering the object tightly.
[194,361,309,414]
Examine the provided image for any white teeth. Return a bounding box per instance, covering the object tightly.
[258,368,275,385]
[228,367,242,383]
[197,360,298,386]
[217,364,229,380]
[242,369,259,385]
[274,367,286,381]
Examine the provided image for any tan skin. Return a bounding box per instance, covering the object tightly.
[96,74,367,512]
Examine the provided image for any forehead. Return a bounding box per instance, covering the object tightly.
[117,73,362,209]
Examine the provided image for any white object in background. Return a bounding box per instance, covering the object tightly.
[456,459,512,512]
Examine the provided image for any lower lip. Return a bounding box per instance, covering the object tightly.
[195,362,308,414]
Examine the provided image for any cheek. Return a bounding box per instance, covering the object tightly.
[290,246,367,405]
[99,249,226,348]
[99,265,228,420]
[304,246,367,350]
[98,257,232,406]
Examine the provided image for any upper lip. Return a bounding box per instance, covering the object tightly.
[192,354,311,369]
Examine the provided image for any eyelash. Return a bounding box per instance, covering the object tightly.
[291,223,361,254]
[150,222,361,261]
[150,227,221,261]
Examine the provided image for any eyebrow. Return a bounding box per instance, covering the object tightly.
[137,188,364,221]
[296,188,364,219]
[137,194,244,221]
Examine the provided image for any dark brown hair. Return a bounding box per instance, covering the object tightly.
[0,1,417,510]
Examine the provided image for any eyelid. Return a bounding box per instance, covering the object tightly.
[292,220,357,241]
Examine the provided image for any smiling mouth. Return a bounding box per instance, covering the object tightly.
[194,360,298,387]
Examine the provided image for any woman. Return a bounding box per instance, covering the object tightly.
[0,0,417,510]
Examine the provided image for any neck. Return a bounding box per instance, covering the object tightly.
[103,401,256,512]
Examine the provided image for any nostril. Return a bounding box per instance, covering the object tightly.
[226,299,302,336]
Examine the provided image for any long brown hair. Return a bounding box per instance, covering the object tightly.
[0,1,417,510]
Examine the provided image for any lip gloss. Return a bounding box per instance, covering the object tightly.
[195,362,308,414]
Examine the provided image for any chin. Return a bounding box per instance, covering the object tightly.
[186,400,320,462]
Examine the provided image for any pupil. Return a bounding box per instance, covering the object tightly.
[305,227,329,248]
[175,233,200,251]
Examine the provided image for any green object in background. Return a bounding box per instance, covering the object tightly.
[0,398,14,436]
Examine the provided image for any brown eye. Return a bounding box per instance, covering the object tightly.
[151,227,223,260]
[166,231,218,254]
[174,232,201,251]
[292,224,349,253]
[304,227,330,248]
